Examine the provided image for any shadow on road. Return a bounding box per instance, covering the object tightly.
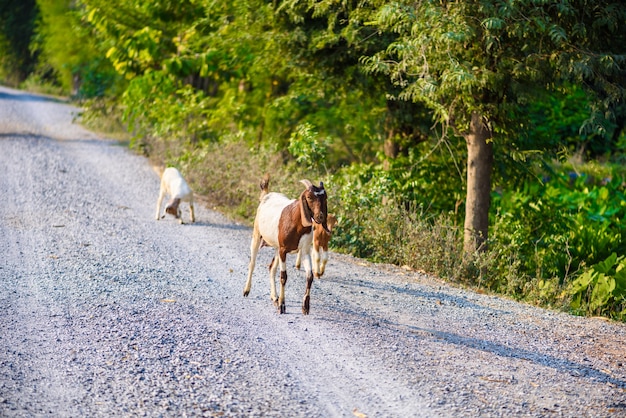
[0,89,65,104]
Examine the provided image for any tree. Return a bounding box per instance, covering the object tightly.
[35,0,118,97]
[364,0,626,257]
[0,0,38,84]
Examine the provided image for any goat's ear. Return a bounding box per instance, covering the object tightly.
[300,192,313,227]
[328,214,338,230]
[300,179,313,189]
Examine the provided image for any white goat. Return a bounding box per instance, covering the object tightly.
[243,176,328,314]
[155,167,195,224]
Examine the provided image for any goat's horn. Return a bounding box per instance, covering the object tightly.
[319,181,324,189]
[300,179,313,188]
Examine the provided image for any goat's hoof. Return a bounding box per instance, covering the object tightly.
[279,303,286,314]
[302,299,310,315]
[243,290,250,297]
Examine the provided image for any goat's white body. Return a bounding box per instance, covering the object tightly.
[155,167,195,223]
[254,193,314,251]
[254,193,293,247]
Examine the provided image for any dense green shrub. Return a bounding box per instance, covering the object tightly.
[327,160,464,279]
[570,253,626,320]
[489,169,626,301]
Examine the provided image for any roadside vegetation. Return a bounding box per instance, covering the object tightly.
[1,0,625,320]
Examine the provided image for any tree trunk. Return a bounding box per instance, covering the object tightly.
[463,111,493,256]
[382,131,399,171]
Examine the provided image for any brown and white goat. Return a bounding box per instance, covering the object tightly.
[243,177,328,314]
[295,214,338,278]
[155,167,195,224]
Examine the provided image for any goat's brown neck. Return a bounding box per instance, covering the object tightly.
[278,200,313,253]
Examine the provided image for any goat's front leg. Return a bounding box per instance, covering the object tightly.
[295,249,302,270]
[318,247,329,278]
[277,248,288,314]
[243,229,261,297]
[311,246,321,278]
[155,190,165,220]
[301,249,314,315]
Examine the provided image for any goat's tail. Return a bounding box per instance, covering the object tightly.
[259,173,270,199]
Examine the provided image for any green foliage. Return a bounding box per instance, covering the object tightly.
[328,162,390,259]
[383,139,466,217]
[490,169,626,295]
[327,161,464,278]
[525,84,616,158]
[0,0,39,84]
[570,253,626,320]
[287,123,329,171]
[24,0,122,97]
[364,0,626,132]
[83,0,204,78]
[122,72,211,146]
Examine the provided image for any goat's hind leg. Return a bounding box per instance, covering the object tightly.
[189,197,195,223]
[269,252,279,306]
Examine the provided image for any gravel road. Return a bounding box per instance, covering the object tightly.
[1,84,625,417]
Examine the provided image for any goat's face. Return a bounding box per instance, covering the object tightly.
[300,180,328,230]
[165,198,181,218]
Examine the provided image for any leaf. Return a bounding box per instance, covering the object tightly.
[589,274,612,312]
[570,270,595,295]
[482,17,504,31]
[595,253,617,274]
[598,187,609,201]
[106,47,117,59]
[548,25,568,46]
[614,265,626,293]
[87,8,98,23]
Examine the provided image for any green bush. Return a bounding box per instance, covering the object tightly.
[287,123,329,172]
[327,161,464,278]
[489,169,626,310]
[570,253,626,320]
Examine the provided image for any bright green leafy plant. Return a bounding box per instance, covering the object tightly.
[570,253,626,320]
